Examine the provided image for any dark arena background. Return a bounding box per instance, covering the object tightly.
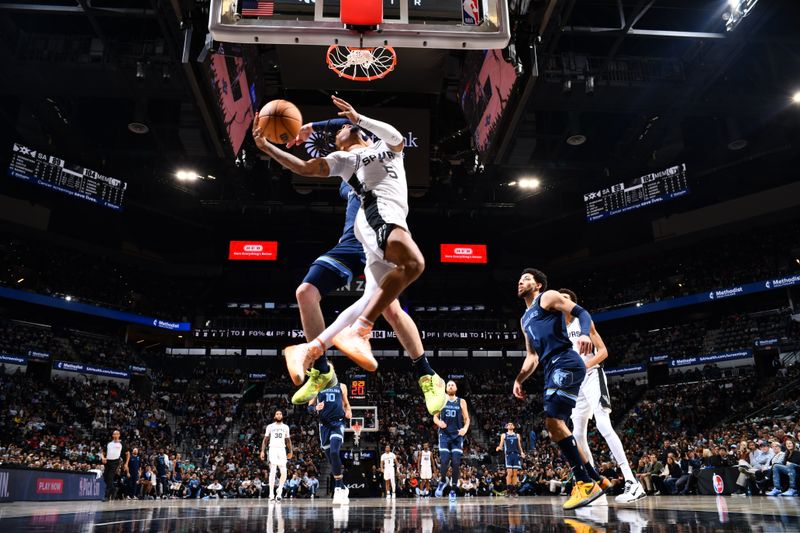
[1,0,800,531]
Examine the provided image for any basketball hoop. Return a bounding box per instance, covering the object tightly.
[326,45,397,82]
[352,422,363,446]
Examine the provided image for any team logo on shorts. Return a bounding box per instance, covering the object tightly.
[552,369,574,388]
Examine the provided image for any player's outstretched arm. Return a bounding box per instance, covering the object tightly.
[332,95,405,152]
[252,117,331,177]
[540,290,593,355]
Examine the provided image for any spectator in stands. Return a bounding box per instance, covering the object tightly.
[767,439,800,496]
[186,473,202,498]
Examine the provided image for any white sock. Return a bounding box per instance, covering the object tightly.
[269,464,276,495]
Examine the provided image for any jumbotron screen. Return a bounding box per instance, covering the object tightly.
[228,241,278,260]
[8,142,127,210]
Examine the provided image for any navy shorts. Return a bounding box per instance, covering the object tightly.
[303,244,365,296]
[438,432,464,455]
[505,453,522,470]
[319,420,345,451]
[543,355,586,421]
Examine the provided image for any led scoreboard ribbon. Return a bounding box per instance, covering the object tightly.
[8,142,127,210]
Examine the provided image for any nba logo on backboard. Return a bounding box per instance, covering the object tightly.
[462,0,483,26]
[712,473,724,494]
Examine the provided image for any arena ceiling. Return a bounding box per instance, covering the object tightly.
[0,0,798,227]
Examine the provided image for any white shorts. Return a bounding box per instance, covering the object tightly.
[420,466,432,480]
[383,471,395,481]
[268,448,287,467]
[355,199,409,279]
[571,368,612,421]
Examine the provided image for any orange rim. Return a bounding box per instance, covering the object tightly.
[326,45,397,82]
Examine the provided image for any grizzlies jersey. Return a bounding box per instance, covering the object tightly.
[504,432,519,456]
[338,181,362,248]
[440,397,464,437]
[521,294,573,365]
[317,384,345,425]
[325,140,409,221]
[566,317,599,374]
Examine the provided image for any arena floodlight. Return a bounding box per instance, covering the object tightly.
[65,295,73,301]
[176,170,201,181]
[792,91,800,104]
[725,0,759,32]
[518,177,541,190]
[16,278,24,284]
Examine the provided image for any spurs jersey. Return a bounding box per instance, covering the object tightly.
[566,317,599,374]
[381,452,397,476]
[265,423,290,449]
[420,450,432,469]
[325,140,409,229]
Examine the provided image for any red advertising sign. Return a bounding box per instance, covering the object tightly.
[228,241,278,261]
[36,478,64,494]
[440,244,488,264]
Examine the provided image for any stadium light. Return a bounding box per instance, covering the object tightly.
[16,278,24,284]
[176,170,200,181]
[792,91,800,104]
[724,0,759,32]
[65,295,72,302]
[518,177,541,190]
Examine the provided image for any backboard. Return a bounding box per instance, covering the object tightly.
[209,0,510,50]
[345,405,379,433]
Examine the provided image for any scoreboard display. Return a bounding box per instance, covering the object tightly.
[350,373,368,401]
[8,143,127,210]
[583,164,688,222]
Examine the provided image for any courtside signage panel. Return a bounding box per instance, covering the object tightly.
[229,241,278,260]
[440,244,487,264]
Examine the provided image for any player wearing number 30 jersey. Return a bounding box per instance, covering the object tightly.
[261,410,292,501]
[433,381,470,498]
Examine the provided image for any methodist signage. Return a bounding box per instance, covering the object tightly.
[53,360,130,380]
[594,274,800,322]
[0,286,190,331]
[668,350,753,368]
[440,244,488,264]
[604,364,646,376]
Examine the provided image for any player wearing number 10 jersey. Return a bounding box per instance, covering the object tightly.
[433,381,470,498]
[308,374,352,505]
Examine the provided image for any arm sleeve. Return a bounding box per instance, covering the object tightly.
[357,114,404,146]
[312,118,351,133]
[570,303,592,336]
[324,151,358,178]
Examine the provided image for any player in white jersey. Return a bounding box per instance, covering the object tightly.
[417,443,433,496]
[260,410,293,501]
[381,445,398,498]
[252,96,446,417]
[559,288,646,503]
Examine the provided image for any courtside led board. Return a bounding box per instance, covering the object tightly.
[440,244,487,264]
[229,241,278,260]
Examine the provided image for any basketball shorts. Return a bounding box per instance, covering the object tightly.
[355,194,409,266]
[572,368,612,421]
[383,470,395,481]
[505,452,522,470]
[543,351,586,422]
[438,432,464,455]
[319,420,345,451]
[420,465,433,480]
[268,447,287,467]
[303,242,365,297]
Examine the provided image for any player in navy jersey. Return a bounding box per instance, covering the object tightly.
[254,102,446,415]
[514,268,604,510]
[308,374,352,505]
[496,422,525,497]
[432,380,470,498]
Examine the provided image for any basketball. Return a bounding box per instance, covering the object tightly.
[257,99,303,144]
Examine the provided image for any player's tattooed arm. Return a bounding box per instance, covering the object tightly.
[252,117,331,177]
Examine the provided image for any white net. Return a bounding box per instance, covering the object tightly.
[326,46,396,81]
